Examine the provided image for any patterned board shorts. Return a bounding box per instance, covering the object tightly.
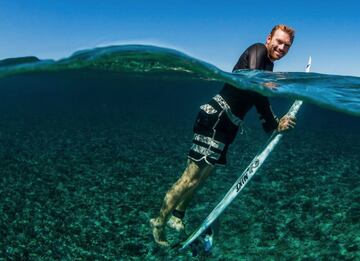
[188,95,242,166]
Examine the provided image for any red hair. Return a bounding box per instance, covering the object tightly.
[270,24,295,43]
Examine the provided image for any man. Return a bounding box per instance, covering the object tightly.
[150,24,296,247]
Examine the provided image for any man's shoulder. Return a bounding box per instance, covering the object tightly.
[246,43,267,52]
[233,43,269,71]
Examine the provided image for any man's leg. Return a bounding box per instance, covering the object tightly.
[150,160,213,246]
[174,164,214,213]
[166,162,214,232]
[166,164,213,232]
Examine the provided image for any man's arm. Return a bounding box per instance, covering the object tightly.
[254,94,279,133]
[254,96,296,133]
[248,44,268,70]
[233,43,271,72]
[247,44,296,133]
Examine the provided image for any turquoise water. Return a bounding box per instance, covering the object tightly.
[0,45,359,260]
[1,45,359,116]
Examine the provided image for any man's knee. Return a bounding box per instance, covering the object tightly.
[187,159,214,173]
[174,159,212,189]
[178,172,201,189]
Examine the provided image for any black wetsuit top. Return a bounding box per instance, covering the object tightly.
[219,43,278,133]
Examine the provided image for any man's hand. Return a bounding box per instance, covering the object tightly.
[263,82,278,90]
[277,115,296,132]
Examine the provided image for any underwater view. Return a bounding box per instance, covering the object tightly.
[0,45,359,260]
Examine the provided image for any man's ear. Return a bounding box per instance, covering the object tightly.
[266,34,272,45]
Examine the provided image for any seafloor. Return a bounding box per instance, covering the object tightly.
[0,71,359,260]
[0,115,359,260]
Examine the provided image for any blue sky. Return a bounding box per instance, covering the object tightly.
[1,0,359,75]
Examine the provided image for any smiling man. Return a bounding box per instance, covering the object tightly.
[150,24,296,247]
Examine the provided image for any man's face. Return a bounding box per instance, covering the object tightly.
[266,29,292,61]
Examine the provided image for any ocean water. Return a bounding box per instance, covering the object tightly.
[0,45,359,260]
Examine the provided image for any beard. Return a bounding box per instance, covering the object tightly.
[268,45,278,60]
[268,44,284,61]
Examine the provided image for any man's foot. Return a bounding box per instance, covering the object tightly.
[150,218,169,247]
[167,215,185,232]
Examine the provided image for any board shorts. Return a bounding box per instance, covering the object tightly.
[188,94,242,166]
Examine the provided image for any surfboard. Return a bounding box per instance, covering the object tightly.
[176,57,312,252]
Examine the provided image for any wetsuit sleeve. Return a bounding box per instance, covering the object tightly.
[247,44,269,70]
[254,94,279,133]
[232,43,273,71]
[247,44,278,132]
